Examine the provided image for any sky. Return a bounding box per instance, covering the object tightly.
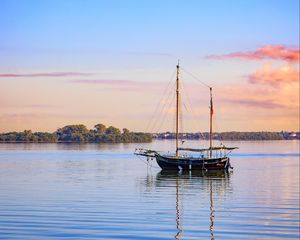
[0,0,299,132]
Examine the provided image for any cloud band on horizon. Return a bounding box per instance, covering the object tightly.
[69,79,138,85]
[0,72,92,78]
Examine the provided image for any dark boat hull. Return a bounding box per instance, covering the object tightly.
[155,153,231,171]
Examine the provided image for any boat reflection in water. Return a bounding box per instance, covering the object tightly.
[140,170,232,240]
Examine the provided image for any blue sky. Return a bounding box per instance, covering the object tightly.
[1,0,298,69]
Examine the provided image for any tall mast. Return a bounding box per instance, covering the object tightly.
[209,87,213,158]
[176,62,180,156]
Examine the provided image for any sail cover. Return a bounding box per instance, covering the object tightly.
[178,147,238,152]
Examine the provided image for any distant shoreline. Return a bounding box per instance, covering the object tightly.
[0,130,299,143]
[0,139,299,144]
[153,131,299,141]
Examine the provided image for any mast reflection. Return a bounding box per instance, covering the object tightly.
[175,177,182,240]
[148,170,232,239]
[209,178,215,240]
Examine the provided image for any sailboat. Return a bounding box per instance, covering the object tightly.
[135,62,237,171]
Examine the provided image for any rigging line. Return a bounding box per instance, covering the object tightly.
[180,101,185,130]
[156,88,176,133]
[158,84,176,133]
[136,155,160,169]
[180,75,202,133]
[209,93,220,135]
[180,72,209,141]
[180,79,195,120]
[171,88,176,135]
[178,82,184,136]
[180,70,213,141]
[172,102,176,135]
[212,107,221,143]
[150,77,176,131]
[145,69,176,133]
[145,71,175,133]
[181,67,211,89]
[148,80,176,133]
[152,82,174,133]
[151,81,176,132]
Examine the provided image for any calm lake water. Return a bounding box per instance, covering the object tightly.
[0,140,299,239]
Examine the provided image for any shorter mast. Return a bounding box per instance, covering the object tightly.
[209,87,213,158]
[176,62,180,156]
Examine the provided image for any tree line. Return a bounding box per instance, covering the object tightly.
[154,131,299,141]
[1,127,298,143]
[0,124,152,143]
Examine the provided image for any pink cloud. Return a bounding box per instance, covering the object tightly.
[248,64,299,86]
[216,82,299,112]
[69,79,163,92]
[70,79,139,85]
[0,72,91,77]
[223,99,285,109]
[207,45,300,63]
[29,104,54,109]
[0,113,107,120]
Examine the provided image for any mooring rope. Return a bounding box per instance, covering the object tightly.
[136,155,161,169]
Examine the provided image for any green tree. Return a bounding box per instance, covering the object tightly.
[94,124,106,134]
[123,128,130,134]
[105,126,121,135]
[0,124,154,143]
[56,124,89,142]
